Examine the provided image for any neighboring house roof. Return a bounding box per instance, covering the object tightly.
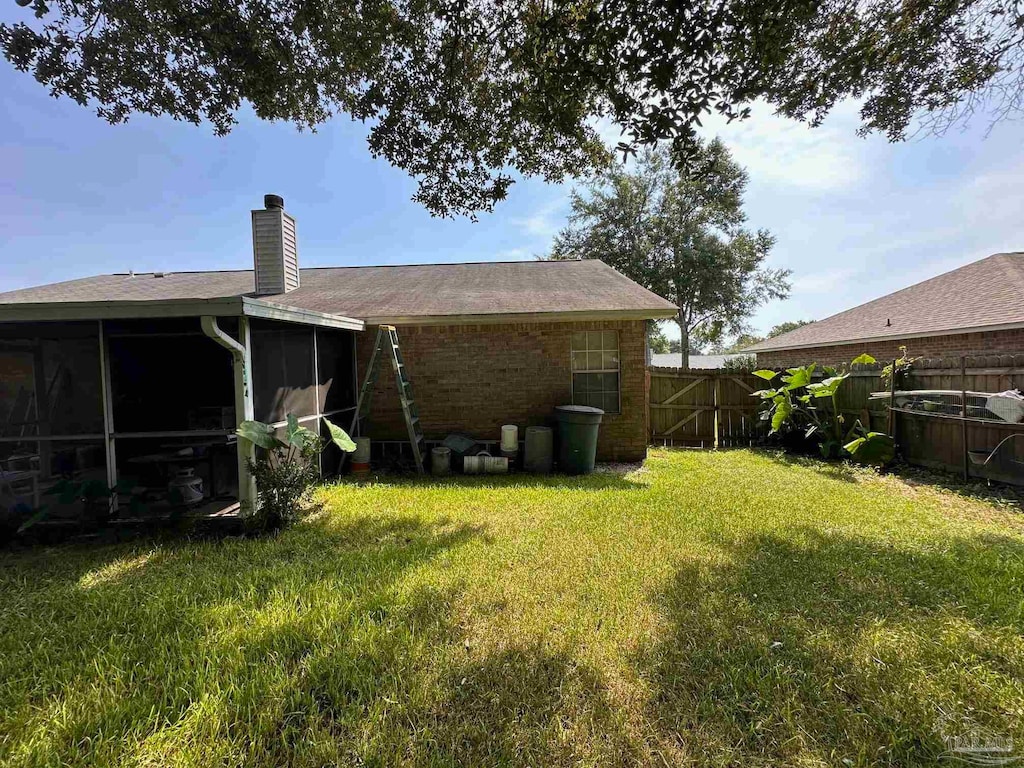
[0,260,678,324]
[650,353,748,369]
[747,252,1024,353]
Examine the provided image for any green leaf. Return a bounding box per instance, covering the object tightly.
[43,479,81,505]
[780,364,814,390]
[236,420,285,450]
[845,432,895,466]
[323,417,357,453]
[751,388,778,399]
[806,374,848,399]
[752,370,778,381]
[286,413,303,444]
[770,396,793,433]
[80,479,112,500]
[851,353,877,366]
[285,414,319,450]
[16,505,50,534]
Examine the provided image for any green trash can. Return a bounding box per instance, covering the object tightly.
[554,405,604,474]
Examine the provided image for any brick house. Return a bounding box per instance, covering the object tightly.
[0,196,676,516]
[748,253,1024,367]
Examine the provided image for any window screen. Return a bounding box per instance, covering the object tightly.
[571,330,620,413]
[250,321,315,423]
[315,329,356,415]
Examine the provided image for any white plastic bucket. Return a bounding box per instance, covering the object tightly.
[353,437,371,464]
[463,452,489,474]
[483,455,509,474]
[500,424,518,453]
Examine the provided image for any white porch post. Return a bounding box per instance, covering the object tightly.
[312,326,322,476]
[201,316,255,510]
[98,320,118,509]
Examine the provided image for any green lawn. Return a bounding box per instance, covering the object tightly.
[1,449,1023,767]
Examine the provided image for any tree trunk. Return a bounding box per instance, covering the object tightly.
[677,312,689,370]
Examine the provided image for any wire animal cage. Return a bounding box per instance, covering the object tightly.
[870,390,1024,422]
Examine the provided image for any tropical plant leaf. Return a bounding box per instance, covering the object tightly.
[752,369,778,381]
[16,505,50,534]
[781,364,814,390]
[286,413,303,444]
[845,432,895,466]
[44,479,79,505]
[236,420,285,450]
[323,417,357,453]
[850,353,876,366]
[807,375,848,399]
[752,388,779,399]
[286,414,320,451]
[770,395,793,433]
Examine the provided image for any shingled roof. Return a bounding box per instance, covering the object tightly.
[748,252,1024,352]
[0,260,678,323]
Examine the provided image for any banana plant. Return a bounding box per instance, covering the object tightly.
[752,354,894,464]
[237,414,356,456]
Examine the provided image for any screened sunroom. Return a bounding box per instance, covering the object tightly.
[0,297,362,528]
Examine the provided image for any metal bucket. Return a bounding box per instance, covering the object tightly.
[431,446,452,476]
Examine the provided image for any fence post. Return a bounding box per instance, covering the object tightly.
[713,374,721,449]
[960,355,969,481]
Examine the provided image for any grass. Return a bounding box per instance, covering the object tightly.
[1,448,1023,767]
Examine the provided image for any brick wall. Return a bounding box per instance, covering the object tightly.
[355,319,649,462]
[756,328,1024,369]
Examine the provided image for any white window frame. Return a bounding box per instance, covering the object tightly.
[570,330,621,414]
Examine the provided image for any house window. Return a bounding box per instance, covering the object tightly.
[571,330,620,413]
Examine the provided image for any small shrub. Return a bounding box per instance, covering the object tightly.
[236,414,355,534]
[245,440,322,533]
[722,354,756,371]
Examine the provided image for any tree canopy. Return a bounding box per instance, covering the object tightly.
[549,140,789,368]
[3,0,1022,216]
[714,319,813,353]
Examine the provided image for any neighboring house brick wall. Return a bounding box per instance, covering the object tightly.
[355,319,649,462]
[756,328,1024,368]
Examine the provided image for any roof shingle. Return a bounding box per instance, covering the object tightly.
[747,253,1024,352]
[0,260,678,321]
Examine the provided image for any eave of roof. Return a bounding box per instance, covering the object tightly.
[0,295,365,331]
[746,320,1024,353]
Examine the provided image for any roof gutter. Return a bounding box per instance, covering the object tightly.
[748,320,1024,353]
[0,296,364,331]
[361,308,679,326]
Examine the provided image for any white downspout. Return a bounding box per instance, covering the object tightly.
[201,315,256,510]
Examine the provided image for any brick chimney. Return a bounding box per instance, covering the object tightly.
[251,194,299,295]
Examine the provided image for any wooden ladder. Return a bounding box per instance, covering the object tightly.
[350,325,426,473]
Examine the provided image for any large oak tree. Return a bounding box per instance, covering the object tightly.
[549,141,789,368]
[4,0,1022,216]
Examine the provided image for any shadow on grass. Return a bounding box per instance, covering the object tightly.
[0,513,484,766]
[754,447,864,483]
[638,527,1024,765]
[330,469,648,492]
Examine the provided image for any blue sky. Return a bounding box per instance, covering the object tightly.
[1,55,1022,341]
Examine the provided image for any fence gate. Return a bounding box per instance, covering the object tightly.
[649,367,763,447]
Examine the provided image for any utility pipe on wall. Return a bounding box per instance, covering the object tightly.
[201,316,256,508]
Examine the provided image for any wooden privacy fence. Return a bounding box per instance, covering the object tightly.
[649,356,1024,486]
[840,355,1024,485]
[649,367,763,447]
